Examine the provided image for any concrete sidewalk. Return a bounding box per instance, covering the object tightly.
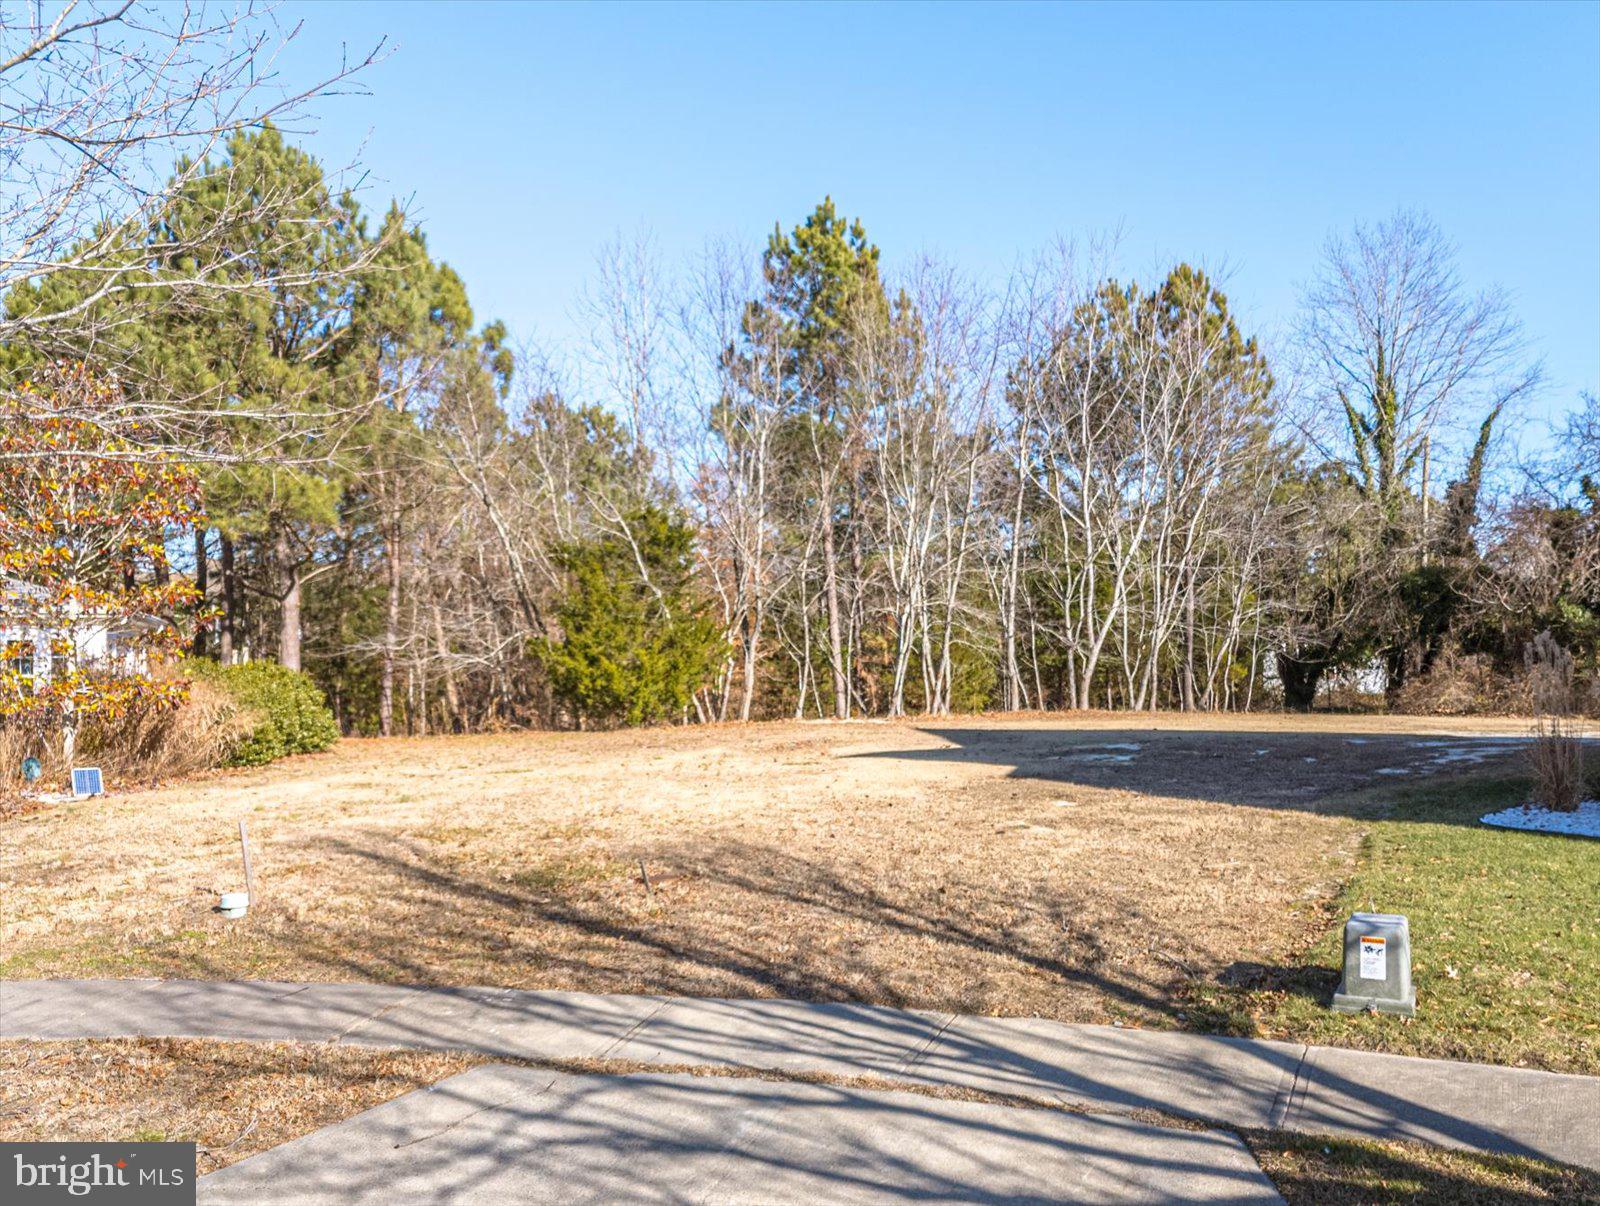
[4,978,1596,1171]
[198,1066,1284,1204]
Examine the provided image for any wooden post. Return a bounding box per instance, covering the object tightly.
[239,820,257,907]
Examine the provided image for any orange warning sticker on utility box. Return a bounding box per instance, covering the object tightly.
[1359,935,1387,979]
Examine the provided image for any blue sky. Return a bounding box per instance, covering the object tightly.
[278,0,1599,422]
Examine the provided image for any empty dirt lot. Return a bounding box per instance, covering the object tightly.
[0,713,1538,1033]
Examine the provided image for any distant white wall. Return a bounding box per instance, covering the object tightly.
[1,619,147,686]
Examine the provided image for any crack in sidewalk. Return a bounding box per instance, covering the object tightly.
[393,1070,564,1150]
[895,1012,957,1076]
[593,996,670,1060]
[332,996,408,1045]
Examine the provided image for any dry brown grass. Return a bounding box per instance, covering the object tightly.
[1246,1130,1600,1204]
[1,677,249,808]
[0,1038,473,1173]
[79,678,251,783]
[0,712,1537,1036]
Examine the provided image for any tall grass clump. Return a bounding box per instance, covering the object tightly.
[1525,631,1585,812]
[74,676,251,780]
[3,662,337,810]
[1,674,249,807]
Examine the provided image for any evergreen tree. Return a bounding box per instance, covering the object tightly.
[154,124,368,670]
[742,198,891,718]
[537,505,724,727]
[335,206,474,732]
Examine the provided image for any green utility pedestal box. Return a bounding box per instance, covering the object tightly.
[1331,911,1415,1016]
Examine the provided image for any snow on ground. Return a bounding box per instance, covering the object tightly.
[1054,742,1142,764]
[1408,740,1522,769]
[1480,800,1600,839]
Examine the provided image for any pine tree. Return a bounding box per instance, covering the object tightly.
[742,199,890,718]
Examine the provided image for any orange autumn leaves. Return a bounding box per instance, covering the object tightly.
[1,363,205,726]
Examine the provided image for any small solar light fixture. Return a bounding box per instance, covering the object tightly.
[1332,911,1415,1016]
[70,766,104,798]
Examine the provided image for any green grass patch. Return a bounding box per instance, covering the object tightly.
[1247,1129,1599,1204]
[0,929,215,980]
[0,940,154,979]
[510,854,627,894]
[1199,773,1599,1074]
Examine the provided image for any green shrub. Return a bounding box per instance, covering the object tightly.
[183,660,339,766]
[536,505,726,728]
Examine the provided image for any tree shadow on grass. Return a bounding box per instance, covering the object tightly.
[202,831,1194,1032]
[850,726,1530,824]
[1192,960,1344,1035]
[1216,960,1339,1003]
[1245,1129,1600,1206]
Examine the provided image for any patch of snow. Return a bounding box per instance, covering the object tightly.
[1412,737,1519,746]
[1345,738,1371,745]
[1051,799,1077,808]
[1053,743,1141,763]
[1429,745,1518,766]
[1375,767,1411,776]
[1303,756,1318,763]
[1253,749,1270,756]
[1480,800,1600,839]
[1412,736,1539,746]
[1405,739,1522,767]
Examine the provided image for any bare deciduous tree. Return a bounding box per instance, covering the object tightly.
[1,2,385,462]
[1297,210,1541,695]
[2,2,381,330]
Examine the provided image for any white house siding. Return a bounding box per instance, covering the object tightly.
[2,578,153,687]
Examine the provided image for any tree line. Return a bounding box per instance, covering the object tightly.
[3,9,1595,734]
